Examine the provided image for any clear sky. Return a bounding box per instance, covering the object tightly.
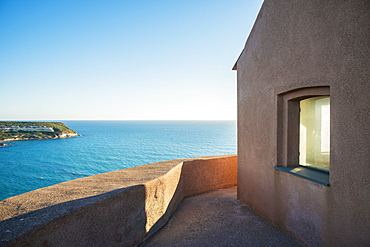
[0,0,263,120]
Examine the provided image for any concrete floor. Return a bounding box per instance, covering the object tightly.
[141,187,301,247]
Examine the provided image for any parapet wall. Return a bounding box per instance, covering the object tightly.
[0,155,237,247]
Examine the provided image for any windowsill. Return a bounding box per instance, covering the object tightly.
[299,164,329,174]
[274,166,330,186]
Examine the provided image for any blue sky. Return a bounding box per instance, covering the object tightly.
[0,0,263,120]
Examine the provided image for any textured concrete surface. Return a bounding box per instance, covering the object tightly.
[141,187,301,247]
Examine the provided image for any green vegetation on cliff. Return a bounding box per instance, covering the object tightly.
[0,121,78,142]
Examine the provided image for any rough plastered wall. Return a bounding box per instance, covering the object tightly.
[236,0,369,246]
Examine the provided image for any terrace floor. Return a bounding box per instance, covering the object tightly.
[140,186,301,247]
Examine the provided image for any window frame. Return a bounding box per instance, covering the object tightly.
[276,86,330,186]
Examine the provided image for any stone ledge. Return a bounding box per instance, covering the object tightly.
[0,154,237,247]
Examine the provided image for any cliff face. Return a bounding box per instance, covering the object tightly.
[58,132,79,138]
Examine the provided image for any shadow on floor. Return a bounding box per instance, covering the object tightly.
[140,187,301,247]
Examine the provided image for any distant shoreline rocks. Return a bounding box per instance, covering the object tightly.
[0,133,80,142]
[0,142,12,147]
[0,134,80,142]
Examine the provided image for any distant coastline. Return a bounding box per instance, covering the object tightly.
[0,121,79,143]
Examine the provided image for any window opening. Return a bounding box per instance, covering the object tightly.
[275,87,330,186]
[299,96,330,172]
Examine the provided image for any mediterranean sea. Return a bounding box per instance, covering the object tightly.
[0,121,236,201]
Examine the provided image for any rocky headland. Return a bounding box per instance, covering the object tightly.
[0,121,79,143]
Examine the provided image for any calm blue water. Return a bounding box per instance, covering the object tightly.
[0,121,236,200]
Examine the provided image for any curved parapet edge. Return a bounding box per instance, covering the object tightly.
[0,154,237,247]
